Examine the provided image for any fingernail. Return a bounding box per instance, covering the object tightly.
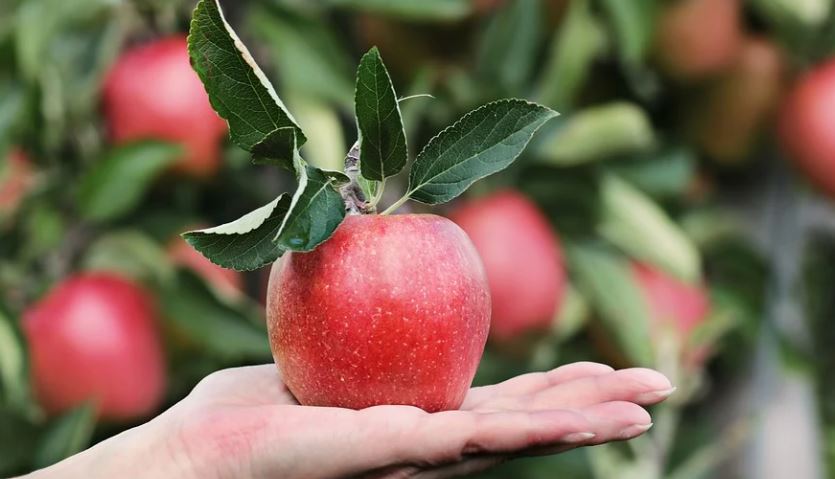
[635,386,677,403]
[561,432,596,443]
[619,423,653,439]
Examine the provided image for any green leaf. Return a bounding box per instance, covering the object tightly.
[406,99,557,205]
[598,0,657,66]
[0,408,40,475]
[184,195,292,272]
[598,174,701,282]
[355,47,407,181]
[568,243,654,366]
[0,77,25,151]
[0,304,31,413]
[538,102,656,166]
[553,283,590,341]
[81,231,175,285]
[250,127,298,168]
[188,0,305,166]
[185,156,349,269]
[535,0,606,110]
[274,158,349,251]
[323,0,472,21]
[77,141,181,221]
[610,147,696,198]
[33,403,95,469]
[476,0,543,94]
[158,271,270,359]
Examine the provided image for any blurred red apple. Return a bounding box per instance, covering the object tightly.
[654,0,742,81]
[167,233,243,299]
[449,190,566,344]
[23,273,166,420]
[267,214,490,412]
[779,58,835,198]
[102,35,227,178]
[688,37,786,164]
[0,148,34,219]
[631,262,710,366]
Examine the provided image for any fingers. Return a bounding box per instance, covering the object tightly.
[508,401,653,458]
[580,401,653,444]
[351,406,595,469]
[389,401,654,478]
[462,362,615,410]
[487,367,673,411]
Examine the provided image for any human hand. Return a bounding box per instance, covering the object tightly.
[26,362,673,479]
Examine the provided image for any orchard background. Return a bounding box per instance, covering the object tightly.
[1,0,835,477]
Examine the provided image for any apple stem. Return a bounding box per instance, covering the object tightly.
[380,194,410,215]
[340,142,374,215]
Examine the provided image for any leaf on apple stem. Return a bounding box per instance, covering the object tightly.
[184,195,293,271]
[274,157,349,252]
[404,99,558,205]
[355,47,408,182]
[189,0,305,167]
[184,156,349,270]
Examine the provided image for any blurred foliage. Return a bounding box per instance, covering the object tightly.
[802,231,835,478]
[1,0,831,476]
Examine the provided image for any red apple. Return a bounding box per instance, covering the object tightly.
[779,58,835,198]
[167,233,243,299]
[22,273,167,420]
[631,262,710,365]
[0,148,34,218]
[102,35,227,178]
[688,37,786,164]
[448,190,565,344]
[653,0,743,81]
[266,214,490,412]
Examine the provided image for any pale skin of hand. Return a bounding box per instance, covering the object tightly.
[24,362,674,479]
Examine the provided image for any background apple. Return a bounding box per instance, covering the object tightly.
[449,190,565,344]
[779,58,835,198]
[631,262,711,365]
[22,273,166,420]
[653,0,743,81]
[102,35,228,178]
[266,214,490,412]
[687,37,785,164]
[0,148,34,219]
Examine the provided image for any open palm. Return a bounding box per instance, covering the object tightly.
[157,362,673,479]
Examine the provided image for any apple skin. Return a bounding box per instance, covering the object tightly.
[688,37,785,164]
[653,0,742,81]
[167,234,243,299]
[448,191,565,344]
[0,148,34,218]
[266,214,490,412]
[102,35,227,178]
[22,273,167,420]
[779,58,835,198]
